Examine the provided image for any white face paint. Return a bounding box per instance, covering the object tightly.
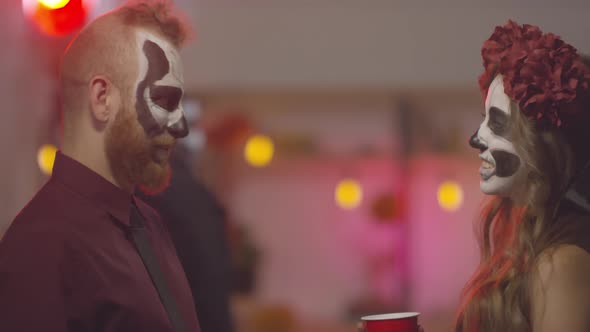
[470,75,524,196]
[134,30,188,138]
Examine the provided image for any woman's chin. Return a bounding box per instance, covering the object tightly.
[480,176,512,197]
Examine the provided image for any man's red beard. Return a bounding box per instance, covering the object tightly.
[105,104,174,195]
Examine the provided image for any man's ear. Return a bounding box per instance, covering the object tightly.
[88,75,116,122]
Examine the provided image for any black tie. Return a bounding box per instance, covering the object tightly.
[129,202,187,332]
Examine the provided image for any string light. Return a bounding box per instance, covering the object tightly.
[335,179,363,210]
[437,180,463,212]
[22,0,88,36]
[37,144,57,175]
[244,134,274,167]
[39,0,70,9]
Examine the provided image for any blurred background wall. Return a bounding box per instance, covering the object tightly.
[2,1,590,331]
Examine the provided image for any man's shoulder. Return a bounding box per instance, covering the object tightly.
[1,211,71,274]
[3,179,81,247]
[11,179,74,225]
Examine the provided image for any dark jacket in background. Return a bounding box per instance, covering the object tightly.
[138,151,234,332]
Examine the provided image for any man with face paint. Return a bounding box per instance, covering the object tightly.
[455,21,590,332]
[0,1,201,331]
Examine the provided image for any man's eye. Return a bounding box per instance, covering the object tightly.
[152,96,179,111]
[152,96,169,109]
[150,86,182,111]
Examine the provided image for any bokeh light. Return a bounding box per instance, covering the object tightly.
[37,144,57,175]
[22,0,88,36]
[335,179,363,210]
[437,180,463,212]
[39,0,70,9]
[244,134,274,167]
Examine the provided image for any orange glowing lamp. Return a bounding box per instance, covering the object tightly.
[39,0,71,9]
[23,0,89,36]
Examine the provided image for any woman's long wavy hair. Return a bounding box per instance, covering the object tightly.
[453,97,590,332]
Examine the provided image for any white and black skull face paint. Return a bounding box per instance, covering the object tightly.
[469,75,524,196]
[134,30,188,138]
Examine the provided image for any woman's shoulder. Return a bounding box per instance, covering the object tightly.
[530,244,590,331]
[537,244,590,272]
[554,206,590,254]
[534,244,590,305]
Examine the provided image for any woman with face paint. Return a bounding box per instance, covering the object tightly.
[456,21,590,332]
[357,21,590,332]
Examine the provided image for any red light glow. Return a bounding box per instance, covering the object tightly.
[23,0,87,36]
[39,0,70,10]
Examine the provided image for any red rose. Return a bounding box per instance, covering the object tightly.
[479,20,590,128]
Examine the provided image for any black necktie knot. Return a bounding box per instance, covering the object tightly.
[129,202,145,228]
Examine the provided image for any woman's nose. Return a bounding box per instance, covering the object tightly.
[469,130,487,152]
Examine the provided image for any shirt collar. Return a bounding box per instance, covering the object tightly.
[52,151,133,226]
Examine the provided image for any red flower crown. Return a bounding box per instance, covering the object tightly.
[479,20,590,128]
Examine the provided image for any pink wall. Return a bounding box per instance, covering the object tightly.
[0,0,58,233]
[228,154,484,321]
[406,155,483,315]
[230,157,403,320]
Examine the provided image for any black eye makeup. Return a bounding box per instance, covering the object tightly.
[135,35,188,138]
[150,86,183,112]
[487,106,510,137]
[135,40,170,134]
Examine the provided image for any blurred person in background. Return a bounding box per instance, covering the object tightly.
[0,1,202,331]
[138,100,235,332]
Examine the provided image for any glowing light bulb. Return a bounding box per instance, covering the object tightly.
[22,0,87,36]
[37,144,58,175]
[437,180,463,212]
[38,0,70,9]
[335,179,363,210]
[244,134,274,167]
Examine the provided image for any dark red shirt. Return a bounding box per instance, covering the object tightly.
[0,152,201,332]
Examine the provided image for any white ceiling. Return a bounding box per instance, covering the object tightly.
[91,1,590,90]
[185,0,590,9]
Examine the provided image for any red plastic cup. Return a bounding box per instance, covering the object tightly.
[361,312,420,332]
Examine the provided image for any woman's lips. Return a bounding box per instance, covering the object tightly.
[479,155,495,181]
